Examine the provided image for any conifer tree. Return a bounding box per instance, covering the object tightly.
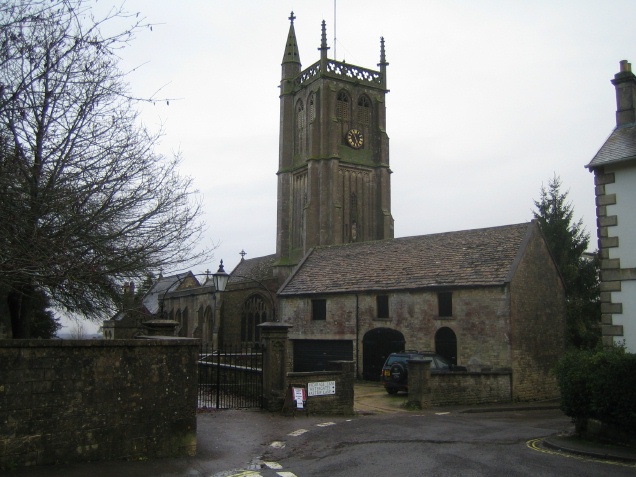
[533,176,601,348]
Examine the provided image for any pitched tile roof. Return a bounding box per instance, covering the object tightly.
[587,124,636,169]
[278,222,534,296]
[142,272,193,314]
[229,254,278,284]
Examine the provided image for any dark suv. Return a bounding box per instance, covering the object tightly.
[380,351,467,394]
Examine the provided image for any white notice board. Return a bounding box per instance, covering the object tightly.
[307,381,336,396]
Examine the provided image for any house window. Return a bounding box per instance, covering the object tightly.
[312,299,327,320]
[438,292,453,317]
[336,90,349,121]
[377,295,389,319]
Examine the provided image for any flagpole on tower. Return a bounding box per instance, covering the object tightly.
[334,0,337,60]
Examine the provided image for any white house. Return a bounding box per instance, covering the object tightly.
[586,60,636,352]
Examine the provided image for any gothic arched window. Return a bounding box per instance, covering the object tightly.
[203,305,213,342]
[181,307,189,337]
[309,93,316,122]
[350,192,358,242]
[295,100,305,155]
[241,295,269,343]
[174,309,182,335]
[357,95,372,126]
[336,90,350,121]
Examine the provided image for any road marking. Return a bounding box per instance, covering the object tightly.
[316,422,336,427]
[270,441,286,448]
[220,472,262,477]
[217,462,296,477]
[527,438,636,468]
[288,429,309,436]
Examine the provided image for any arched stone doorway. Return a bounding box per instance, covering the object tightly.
[362,328,405,381]
[435,327,458,365]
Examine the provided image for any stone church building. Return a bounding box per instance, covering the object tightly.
[107,14,566,398]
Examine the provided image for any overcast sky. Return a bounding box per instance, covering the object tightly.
[105,0,633,276]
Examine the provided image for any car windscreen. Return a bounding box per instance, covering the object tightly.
[385,356,404,366]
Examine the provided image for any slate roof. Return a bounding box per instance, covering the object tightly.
[587,124,636,169]
[229,254,278,285]
[278,222,535,296]
[142,272,193,314]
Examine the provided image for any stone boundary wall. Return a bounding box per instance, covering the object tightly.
[0,339,199,469]
[284,361,354,415]
[407,359,511,408]
[428,372,512,406]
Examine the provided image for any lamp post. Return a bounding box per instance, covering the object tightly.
[212,260,229,293]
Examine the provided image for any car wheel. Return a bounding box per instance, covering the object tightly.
[390,362,407,383]
[386,387,399,394]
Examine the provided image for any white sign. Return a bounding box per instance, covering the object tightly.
[307,381,336,396]
[292,387,306,408]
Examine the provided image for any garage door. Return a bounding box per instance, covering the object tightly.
[293,339,353,372]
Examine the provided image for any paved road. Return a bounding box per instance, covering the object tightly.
[5,383,636,477]
[250,409,635,477]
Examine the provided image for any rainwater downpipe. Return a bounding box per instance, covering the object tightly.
[355,294,359,378]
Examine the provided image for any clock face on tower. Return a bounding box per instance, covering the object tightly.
[346,128,364,149]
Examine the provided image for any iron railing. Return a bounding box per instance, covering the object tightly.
[198,343,263,409]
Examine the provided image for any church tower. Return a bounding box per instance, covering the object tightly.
[276,13,394,269]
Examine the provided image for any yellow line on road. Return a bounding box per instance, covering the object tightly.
[527,438,636,468]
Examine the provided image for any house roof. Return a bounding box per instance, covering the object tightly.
[587,124,636,169]
[142,272,193,314]
[229,254,278,285]
[278,222,535,296]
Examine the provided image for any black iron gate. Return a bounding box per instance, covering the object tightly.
[198,343,263,409]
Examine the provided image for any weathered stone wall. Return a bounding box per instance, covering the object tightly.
[0,339,198,469]
[509,227,566,401]
[284,361,355,415]
[163,286,217,342]
[407,360,511,407]
[282,287,512,376]
[428,372,512,406]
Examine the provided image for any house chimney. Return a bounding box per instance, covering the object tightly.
[611,59,636,127]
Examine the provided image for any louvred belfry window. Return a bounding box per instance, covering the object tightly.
[336,90,349,121]
[296,100,305,155]
[357,95,371,126]
[309,93,316,122]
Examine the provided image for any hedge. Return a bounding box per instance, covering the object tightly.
[554,345,636,432]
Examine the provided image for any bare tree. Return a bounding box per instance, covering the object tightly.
[0,1,209,338]
[68,318,87,340]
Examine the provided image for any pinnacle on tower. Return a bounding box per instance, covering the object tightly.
[282,11,301,65]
